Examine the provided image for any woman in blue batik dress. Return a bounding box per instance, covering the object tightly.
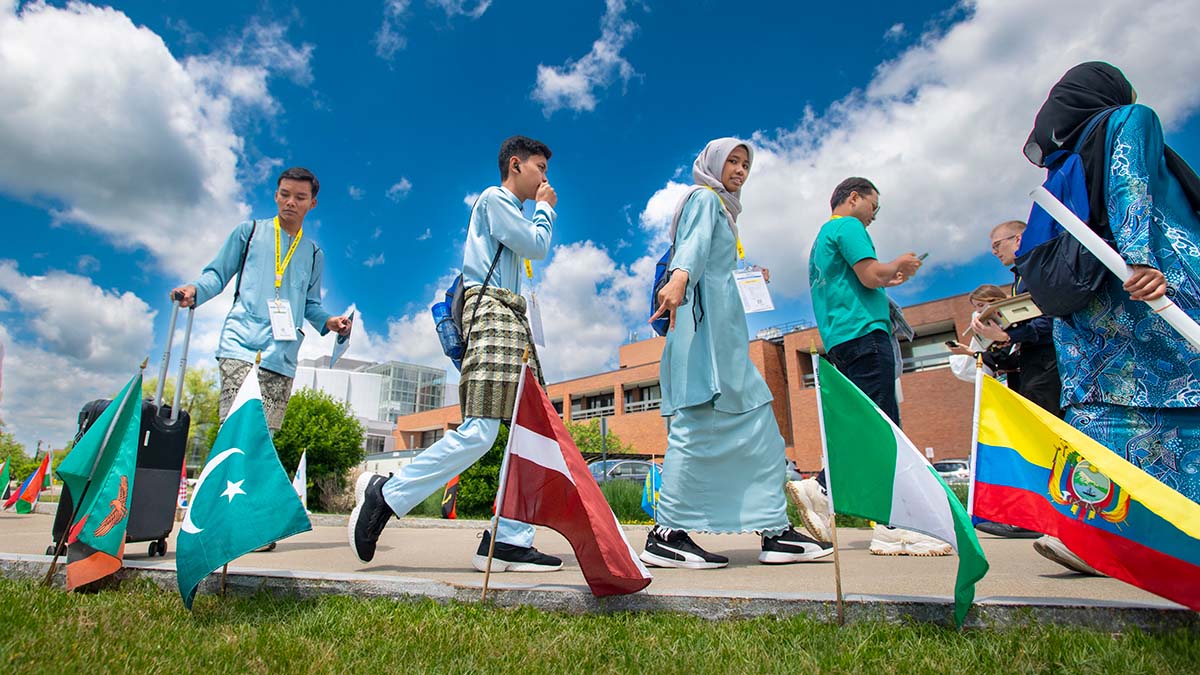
[640,138,833,570]
[1024,62,1200,504]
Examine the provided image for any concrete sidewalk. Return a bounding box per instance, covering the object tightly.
[2,511,1193,631]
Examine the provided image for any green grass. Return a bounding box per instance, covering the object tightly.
[0,578,1196,674]
[599,479,652,524]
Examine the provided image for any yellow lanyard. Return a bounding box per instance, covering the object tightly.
[702,186,745,262]
[524,259,533,279]
[274,216,303,294]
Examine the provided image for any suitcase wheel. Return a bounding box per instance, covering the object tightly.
[45,545,56,556]
[147,539,168,557]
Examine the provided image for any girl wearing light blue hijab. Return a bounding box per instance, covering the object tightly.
[643,138,833,569]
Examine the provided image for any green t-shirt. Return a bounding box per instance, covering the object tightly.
[808,216,891,350]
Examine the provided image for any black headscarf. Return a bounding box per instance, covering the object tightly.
[1025,61,1200,235]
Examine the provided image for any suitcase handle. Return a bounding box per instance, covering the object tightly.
[154,296,196,421]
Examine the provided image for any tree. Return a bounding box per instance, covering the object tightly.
[142,367,220,467]
[0,419,36,481]
[451,419,638,519]
[272,388,365,508]
[564,419,636,457]
[455,425,507,518]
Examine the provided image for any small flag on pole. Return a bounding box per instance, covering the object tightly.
[641,464,662,520]
[817,357,988,628]
[55,369,143,590]
[974,374,1200,610]
[441,475,459,519]
[6,453,51,514]
[0,459,11,503]
[177,464,189,509]
[496,365,652,597]
[291,450,308,512]
[176,363,311,609]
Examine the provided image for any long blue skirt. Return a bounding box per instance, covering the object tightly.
[656,401,790,535]
[1066,403,1200,503]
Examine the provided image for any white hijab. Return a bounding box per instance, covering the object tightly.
[667,137,753,244]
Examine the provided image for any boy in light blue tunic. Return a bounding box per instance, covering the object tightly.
[173,167,352,431]
[641,138,833,569]
[349,136,565,573]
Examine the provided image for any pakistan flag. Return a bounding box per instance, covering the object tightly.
[177,365,311,609]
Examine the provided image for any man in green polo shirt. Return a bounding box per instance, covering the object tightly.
[791,177,950,556]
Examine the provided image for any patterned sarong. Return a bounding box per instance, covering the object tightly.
[460,286,544,419]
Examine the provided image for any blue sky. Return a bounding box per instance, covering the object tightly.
[2,0,1199,450]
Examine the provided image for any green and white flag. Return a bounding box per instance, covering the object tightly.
[177,364,311,609]
[816,357,988,628]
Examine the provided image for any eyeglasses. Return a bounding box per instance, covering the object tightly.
[990,234,1018,252]
[858,194,880,215]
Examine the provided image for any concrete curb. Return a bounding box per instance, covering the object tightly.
[2,553,1194,632]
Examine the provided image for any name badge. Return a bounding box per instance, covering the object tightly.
[733,269,775,313]
[528,291,546,347]
[269,299,297,341]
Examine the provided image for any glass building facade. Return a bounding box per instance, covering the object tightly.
[364,362,447,422]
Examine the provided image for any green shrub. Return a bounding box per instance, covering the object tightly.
[599,479,651,524]
[406,490,446,519]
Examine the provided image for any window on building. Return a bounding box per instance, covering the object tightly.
[901,329,957,372]
[551,399,563,415]
[365,435,386,455]
[420,429,444,448]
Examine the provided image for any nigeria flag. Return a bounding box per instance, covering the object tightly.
[177,364,311,609]
[816,357,988,628]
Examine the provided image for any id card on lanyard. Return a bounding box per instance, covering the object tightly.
[271,216,303,342]
[523,258,545,346]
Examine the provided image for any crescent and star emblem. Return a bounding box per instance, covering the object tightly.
[181,448,245,535]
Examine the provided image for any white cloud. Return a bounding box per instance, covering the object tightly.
[364,253,385,268]
[884,23,906,41]
[429,0,492,19]
[640,0,1200,298]
[463,192,480,208]
[372,226,383,239]
[0,261,156,449]
[531,0,638,116]
[77,254,101,274]
[416,228,432,241]
[375,0,492,60]
[638,180,691,248]
[386,177,413,201]
[0,2,314,279]
[348,185,366,200]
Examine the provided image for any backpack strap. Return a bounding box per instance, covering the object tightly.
[1074,109,1116,153]
[233,219,258,302]
[463,246,505,349]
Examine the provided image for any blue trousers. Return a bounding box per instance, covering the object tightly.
[381,417,535,547]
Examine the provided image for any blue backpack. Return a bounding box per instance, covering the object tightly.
[649,247,674,337]
[1015,110,1116,316]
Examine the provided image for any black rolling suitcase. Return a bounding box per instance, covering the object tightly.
[49,299,195,558]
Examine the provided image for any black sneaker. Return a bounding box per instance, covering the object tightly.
[348,472,396,563]
[472,529,563,572]
[639,526,728,569]
[974,522,1042,539]
[759,525,834,564]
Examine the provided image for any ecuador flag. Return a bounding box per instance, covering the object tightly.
[973,376,1200,609]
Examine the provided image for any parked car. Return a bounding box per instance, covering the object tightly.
[587,459,658,484]
[933,459,971,483]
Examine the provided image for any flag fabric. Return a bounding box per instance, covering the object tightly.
[0,459,11,503]
[291,450,307,512]
[177,464,189,509]
[973,375,1200,609]
[55,371,142,590]
[497,365,652,597]
[177,364,311,609]
[3,467,34,511]
[817,357,988,628]
[640,464,662,520]
[441,475,459,519]
[10,452,52,514]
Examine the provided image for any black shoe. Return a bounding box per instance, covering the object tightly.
[759,526,834,564]
[974,521,1042,539]
[639,526,728,569]
[472,529,563,572]
[758,523,835,559]
[348,472,396,563]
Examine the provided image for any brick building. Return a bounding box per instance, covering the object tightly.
[392,290,984,471]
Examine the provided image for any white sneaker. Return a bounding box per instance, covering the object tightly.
[787,478,832,542]
[1033,536,1101,576]
[869,525,952,557]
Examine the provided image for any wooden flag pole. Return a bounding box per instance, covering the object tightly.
[44,358,148,587]
[481,346,531,602]
[220,564,228,597]
[809,344,845,625]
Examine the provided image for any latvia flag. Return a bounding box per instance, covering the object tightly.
[497,365,652,597]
